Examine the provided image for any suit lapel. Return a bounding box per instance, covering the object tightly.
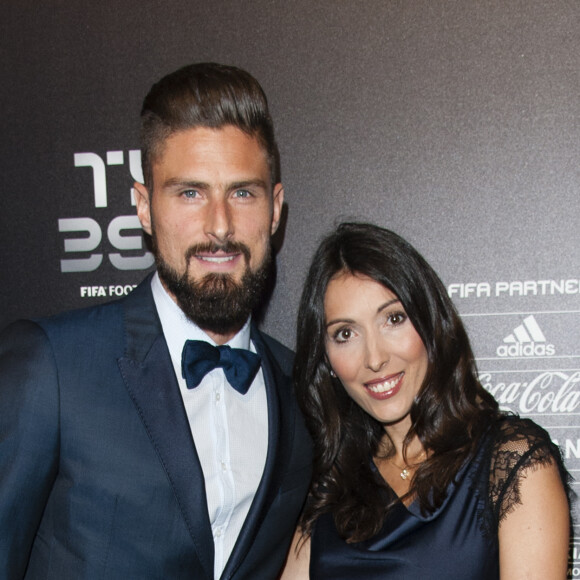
[222,326,296,579]
[116,277,214,580]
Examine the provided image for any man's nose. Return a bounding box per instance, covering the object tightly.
[204,197,233,243]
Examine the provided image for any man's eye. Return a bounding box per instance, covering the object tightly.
[182,189,199,198]
[233,189,251,198]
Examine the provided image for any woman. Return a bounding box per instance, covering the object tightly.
[282,223,570,579]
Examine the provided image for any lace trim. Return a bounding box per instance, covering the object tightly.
[472,415,571,539]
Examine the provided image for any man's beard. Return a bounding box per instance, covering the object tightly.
[153,238,272,336]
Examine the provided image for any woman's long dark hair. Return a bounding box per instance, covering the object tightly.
[295,223,499,543]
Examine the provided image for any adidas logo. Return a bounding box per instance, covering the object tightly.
[496,315,555,357]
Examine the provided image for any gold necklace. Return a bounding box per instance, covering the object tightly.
[388,451,426,480]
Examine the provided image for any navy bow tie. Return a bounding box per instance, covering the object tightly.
[181,340,261,395]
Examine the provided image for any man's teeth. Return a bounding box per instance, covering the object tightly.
[199,255,236,263]
[367,374,402,394]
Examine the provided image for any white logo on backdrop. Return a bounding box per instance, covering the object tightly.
[58,150,154,273]
[448,279,580,299]
[480,371,580,414]
[496,315,556,357]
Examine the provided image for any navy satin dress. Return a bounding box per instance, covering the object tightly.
[309,417,564,579]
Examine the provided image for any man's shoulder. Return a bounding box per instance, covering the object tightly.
[11,275,154,342]
[35,296,125,336]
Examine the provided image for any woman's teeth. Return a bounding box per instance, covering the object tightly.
[367,373,403,394]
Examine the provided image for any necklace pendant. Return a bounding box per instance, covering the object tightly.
[400,468,409,480]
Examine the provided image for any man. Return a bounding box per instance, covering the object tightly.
[0,63,312,579]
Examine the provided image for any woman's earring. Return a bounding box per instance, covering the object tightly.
[330,369,336,378]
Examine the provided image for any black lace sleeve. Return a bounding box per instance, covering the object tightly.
[483,416,572,533]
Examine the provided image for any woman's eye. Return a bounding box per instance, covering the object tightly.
[388,312,407,325]
[334,328,353,342]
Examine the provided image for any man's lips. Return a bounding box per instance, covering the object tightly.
[192,251,243,270]
[196,253,240,263]
[364,372,404,399]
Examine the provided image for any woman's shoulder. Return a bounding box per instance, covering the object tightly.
[488,414,557,458]
[483,414,570,528]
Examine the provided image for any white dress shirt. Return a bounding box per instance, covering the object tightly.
[151,273,268,579]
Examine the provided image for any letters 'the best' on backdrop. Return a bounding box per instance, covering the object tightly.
[1,0,579,572]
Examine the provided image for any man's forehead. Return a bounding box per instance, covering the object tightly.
[152,125,267,161]
[149,126,272,190]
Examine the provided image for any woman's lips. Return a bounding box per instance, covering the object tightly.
[364,372,404,400]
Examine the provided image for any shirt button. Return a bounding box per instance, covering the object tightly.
[215,392,221,402]
[215,528,222,537]
[221,461,227,472]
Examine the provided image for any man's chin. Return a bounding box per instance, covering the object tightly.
[157,262,270,334]
[188,267,244,287]
[189,258,247,280]
[153,237,273,333]
[192,272,242,297]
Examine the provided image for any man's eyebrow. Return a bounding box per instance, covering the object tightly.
[229,179,269,190]
[159,178,269,190]
[161,178,209,189]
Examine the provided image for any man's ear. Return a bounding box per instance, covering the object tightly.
[134,182,152,236]
[271,183,284,235]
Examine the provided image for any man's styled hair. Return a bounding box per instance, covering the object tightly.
[140,62,279,190]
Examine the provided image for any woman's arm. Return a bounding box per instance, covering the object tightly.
[498,459,569,579]
[280,529,311,579]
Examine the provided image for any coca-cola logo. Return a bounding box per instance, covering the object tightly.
[480,371,580,414]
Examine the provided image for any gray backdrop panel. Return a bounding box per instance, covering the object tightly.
[2,0,579,572]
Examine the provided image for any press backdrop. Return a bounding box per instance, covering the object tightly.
[2,0,579,572]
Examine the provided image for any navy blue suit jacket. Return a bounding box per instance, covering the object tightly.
[0,276,312,579]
